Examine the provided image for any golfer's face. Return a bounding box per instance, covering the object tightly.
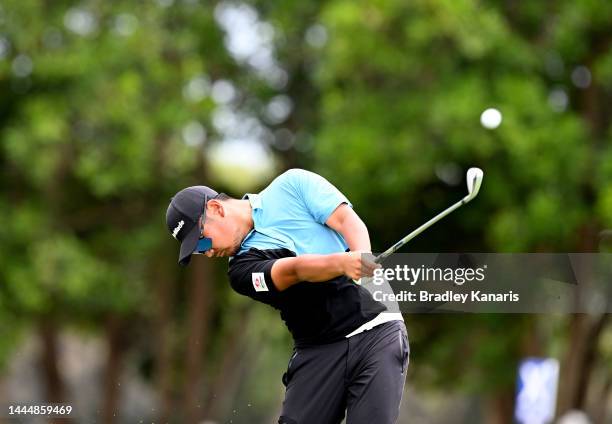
[200,205,236,258]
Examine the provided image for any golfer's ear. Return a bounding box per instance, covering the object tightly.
[206,199,225,217]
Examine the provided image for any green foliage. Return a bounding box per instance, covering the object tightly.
[0,0,238,368]
[308,0,611,253]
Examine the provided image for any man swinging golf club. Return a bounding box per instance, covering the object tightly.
[166,168,409,424]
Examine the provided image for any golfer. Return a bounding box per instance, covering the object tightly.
[166,168,408,424]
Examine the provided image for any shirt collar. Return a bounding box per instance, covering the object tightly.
[240,193,261,246]
[243,193,262,210]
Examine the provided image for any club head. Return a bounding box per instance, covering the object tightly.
[466,167,483,200]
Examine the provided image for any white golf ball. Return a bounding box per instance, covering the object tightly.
[480,108,502,129]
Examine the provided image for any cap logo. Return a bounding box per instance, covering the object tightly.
[172,220,185,239]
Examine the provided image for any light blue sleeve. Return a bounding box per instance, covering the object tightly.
[283,168,352,224]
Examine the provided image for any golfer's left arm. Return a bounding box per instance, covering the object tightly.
[326,203,372,253]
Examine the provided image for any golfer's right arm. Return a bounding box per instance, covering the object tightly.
[271,253,376,291]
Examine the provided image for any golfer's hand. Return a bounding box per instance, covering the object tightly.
[340,251,380,280]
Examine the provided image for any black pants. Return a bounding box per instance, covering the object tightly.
[279,320,409,424]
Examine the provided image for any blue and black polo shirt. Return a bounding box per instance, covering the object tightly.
[227,169,386,347]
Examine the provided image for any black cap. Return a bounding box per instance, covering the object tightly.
[166,186,219,266]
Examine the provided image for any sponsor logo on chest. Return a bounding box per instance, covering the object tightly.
[252,272,269,292]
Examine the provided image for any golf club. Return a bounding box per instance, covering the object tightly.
[374,167,484,264]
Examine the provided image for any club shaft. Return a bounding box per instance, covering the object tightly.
[375,195,470,263]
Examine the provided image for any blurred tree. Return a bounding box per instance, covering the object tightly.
[0,0,297,422]
[0,0,242,422]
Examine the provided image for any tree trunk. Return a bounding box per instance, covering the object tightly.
[591,374,611,424]
[211,340,266,423]
[38,317,64,403]
[486,391,514,424]
[38,316,65,424]
[102,314,128,424]
[182,258,214,424]
[557,313,609,415]
[0,377,7,424]
[202,306,252,419]
[154,259,175,424]
[576,314,609,407]
[522,316,544,357]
